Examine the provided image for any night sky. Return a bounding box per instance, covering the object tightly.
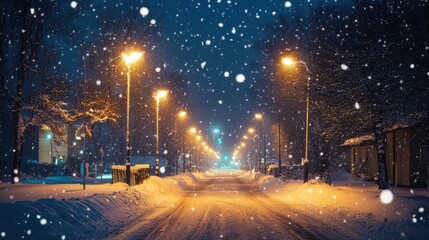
[152,0,308,146]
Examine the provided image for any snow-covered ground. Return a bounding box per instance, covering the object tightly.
[0,171,428,239]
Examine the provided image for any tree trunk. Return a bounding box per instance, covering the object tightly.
[375,121,389,189]
[12,2,27,183]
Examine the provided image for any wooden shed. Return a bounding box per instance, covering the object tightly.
[341,135,378,181]
[386,119,429,187]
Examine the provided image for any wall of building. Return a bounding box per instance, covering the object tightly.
[38,125,68,165]
[410,122,429,187]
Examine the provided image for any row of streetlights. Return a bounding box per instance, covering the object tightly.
[232,56,311,183]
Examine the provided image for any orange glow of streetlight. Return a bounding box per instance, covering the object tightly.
[156,90,168,99]
[281,57,295,67]
[241,142,246,147]
[178,111,187,118]
[255,113,263,120]
[243,135,248,139]
[189,127,197,134]
[248,128,255,134]
[196,135,202,141]
[122,52,143,67]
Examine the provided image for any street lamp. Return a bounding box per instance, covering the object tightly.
[177,110,187,175]
[122,51,143,185]
[46,133,53,164]
[185,127,197,173]
[255,113,266,174]
[155,90,168,176]
[281,56,310,183]
[248,127,255,134]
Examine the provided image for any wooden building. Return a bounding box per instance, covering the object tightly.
[341,135,378,181]
[342,118,429,187]
[386,119,428,187]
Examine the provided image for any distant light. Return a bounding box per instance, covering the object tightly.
[224,71,230,77]
[46,134,53,140]
[96,80,101,85]
[150,19,156,25]
[155,67,161,72]
[163,150,168,155]
[255,113,263,119]
[341,64,349,70]
[205,40,211,45]
[13,177,19,183]
[160,166,166,174]
[186,153,190,158]
[285,1,292,8]
[140,7,149,17]
[380,189,394,204]
[80,150,84,155]
[288,154,293,159]
[236,74,245,83]
[70,1,78,9]
[320,152,324,156]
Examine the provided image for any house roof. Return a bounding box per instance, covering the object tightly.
[341,134,375,147]
[385,113,428,131]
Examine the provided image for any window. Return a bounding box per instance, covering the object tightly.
[420,145,428,165]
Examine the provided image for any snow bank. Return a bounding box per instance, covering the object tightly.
[0,174,199,239]
[257,174,429,239]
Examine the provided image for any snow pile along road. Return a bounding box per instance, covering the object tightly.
[0,174,199,239]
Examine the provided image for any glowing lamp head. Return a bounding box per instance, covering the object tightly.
[281,57,295,67]
[178,111,187,118]
[254,113,263,120]
[189,127,197,134]
[156,90,168,99]
[248,128,255,134]
[196,135,202,141]
[46,134,53,140]
[122,52,143,66]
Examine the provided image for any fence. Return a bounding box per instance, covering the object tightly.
[112,164,150,186]
[267,164,304,180]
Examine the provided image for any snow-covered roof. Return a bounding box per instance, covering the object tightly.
[385,113,428,131]
[341,135,375,147]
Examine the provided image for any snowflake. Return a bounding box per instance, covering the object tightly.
[285,1,292,8]
[380,189,394,204]
[236,74,245,83]
[140,7,149,17]
[70,1,78,9]
[341,64,349,70]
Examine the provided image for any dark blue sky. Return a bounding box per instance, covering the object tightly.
[157,0,294,145]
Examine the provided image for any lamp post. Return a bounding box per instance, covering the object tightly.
[46,133,53,164]
[255,113,266,174]
[155,90,168,176]
[282,56,310,183]
[177,111,187,175]
[122,51,143,185]
[186,127,197,173]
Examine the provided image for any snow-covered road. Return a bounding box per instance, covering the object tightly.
[1,171,427,239]
[111,173,354,240]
